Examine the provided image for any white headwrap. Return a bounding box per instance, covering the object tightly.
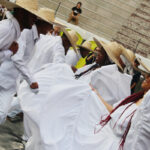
[0,16,20,50]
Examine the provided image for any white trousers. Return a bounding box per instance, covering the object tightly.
[0,88,14,124]
[8,96,22,118]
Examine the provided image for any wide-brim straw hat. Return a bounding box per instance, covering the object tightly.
[77,41,94,53]
[0,0,38,16]
[94,37,131,70]
[36,8,66,27]
[0,0,65,27]
[126,49,136,65]
[126,49,150,74]
[61,28,78,53]
[136,58,150,73]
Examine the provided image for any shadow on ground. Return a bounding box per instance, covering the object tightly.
[0,120,25,150]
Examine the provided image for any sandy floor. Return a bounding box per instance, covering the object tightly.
[0,120,25,150]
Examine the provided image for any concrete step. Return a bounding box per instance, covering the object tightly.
[39,0,142,41]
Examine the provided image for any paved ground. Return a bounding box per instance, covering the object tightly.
[0,119,25,150]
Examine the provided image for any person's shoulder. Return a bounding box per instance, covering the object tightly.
[54,36,62,44]
[20,29,31,39]
[72,6,76,10]
[0,19,11,29]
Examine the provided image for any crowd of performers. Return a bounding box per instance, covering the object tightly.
[0,0,150,150]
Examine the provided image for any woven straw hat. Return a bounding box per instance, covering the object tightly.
[78,41,94,53]
[136,58,150,73]
[36,8,65,27]
[0,0,38,14]
[61,28,78,53]
[126,49,136,65]
[94,37,131,70]
[126,49,150,73]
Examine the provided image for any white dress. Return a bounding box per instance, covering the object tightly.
[76,64,132,105]
[18,63,150,150]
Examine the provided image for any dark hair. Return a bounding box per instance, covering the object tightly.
[13,8,29,28]
[35,19,52,28]
[134,58,140,65]
[75,63,100,79]
[77,2,82,6]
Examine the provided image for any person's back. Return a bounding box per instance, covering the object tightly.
[28,34,65,73]
[16,24,39,65]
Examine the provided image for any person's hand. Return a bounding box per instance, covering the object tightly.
[30,82,39,89]
[71,66,77,73]
[9,42,18,55]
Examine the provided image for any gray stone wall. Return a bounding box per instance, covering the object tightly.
[114,0,150,58]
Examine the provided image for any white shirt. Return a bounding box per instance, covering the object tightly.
[28,34,65,73]
[0,50,13,64]
[91,64,132,105]
[0,55,33,92]
[16,25,39,64]
[8,25,39,85]
[66,49,81,66]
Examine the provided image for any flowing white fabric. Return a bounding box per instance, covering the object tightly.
[18,63,108,150]
[66,49,81,66]
[76,64,132,105]
[124,90,150,150]
[18,63,150,150]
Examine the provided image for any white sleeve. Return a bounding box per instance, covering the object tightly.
[0,50,13,63]
[53,38,65,63]
[130,91,150,150]
[11,46,36,85]
[5,11,14,19]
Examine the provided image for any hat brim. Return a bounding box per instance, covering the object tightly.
[93,37,123,70]
[36,15,66,28]
[0,0,39,20]
[137,58,150,73]
[77,45,95,53]
[0,0,17,9]
[61,27,78,53]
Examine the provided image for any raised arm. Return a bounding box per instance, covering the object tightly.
[90,85,113,112]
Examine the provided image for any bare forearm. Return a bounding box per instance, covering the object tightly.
[91,85,113,112]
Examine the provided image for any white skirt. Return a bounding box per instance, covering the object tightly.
[18,63,119,150]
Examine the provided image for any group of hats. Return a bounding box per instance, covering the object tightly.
[1,0,63,25]
[1,0,150,73]
[1,0,79,50]
[75,37,150,74]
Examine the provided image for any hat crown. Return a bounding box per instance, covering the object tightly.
[126,49,135,63]
[82,41,92,49]
[108,42,122,59]
[16,0,38,10]
[38,8,55,22]
[68,30,78,44]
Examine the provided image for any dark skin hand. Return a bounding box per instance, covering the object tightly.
[9,42,19,55]
[30,82,39,89]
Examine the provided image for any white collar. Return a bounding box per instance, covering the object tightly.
[11,17,21,41]
[31,24,39,41]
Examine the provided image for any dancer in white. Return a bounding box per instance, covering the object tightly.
[18,60,150,150]
[75,38,132,104]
